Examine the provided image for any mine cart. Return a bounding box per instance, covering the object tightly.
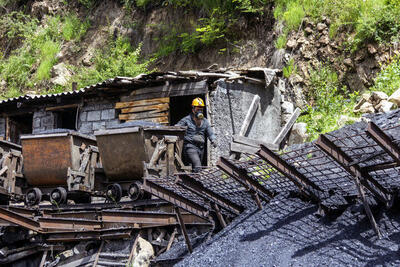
[21,131,99,205]
[0,140,24,204]
[94,125,186,202]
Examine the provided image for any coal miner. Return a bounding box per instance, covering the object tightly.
[175,97,216,172]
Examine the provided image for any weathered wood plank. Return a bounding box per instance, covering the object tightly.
[239,95,260,136]
[232,135,279,151]
[119,103,169,114]
[125,117,169,124]
[230,142,259,154]
[119,111,169,121]
[273,108,301,148]
[45,104,78,111]
[115,97,170,109]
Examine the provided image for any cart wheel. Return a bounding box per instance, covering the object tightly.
[128,182,144,201]
[26,188,42,206]
[106,183,122,203]
[50,187,67,205]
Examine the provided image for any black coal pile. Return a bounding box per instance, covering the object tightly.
[175,109,400,266]
[178,193,400,266]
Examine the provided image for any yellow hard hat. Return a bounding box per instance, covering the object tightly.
[192,97,205,107]
[192,97,204,107]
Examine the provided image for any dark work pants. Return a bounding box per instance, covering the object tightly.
[183,145,204,173]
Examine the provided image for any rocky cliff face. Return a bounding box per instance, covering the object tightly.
[0,0,398,104]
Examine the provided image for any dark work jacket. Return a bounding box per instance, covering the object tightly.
[175,114,216,150]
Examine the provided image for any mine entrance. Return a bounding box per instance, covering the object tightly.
[169,94,208,166]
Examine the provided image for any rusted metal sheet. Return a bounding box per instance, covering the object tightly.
[142,178,209,219]
[101,210,209,225]
[95,126,186,180]
[0,207,41,232]
[21,132,96,186]
[45,228,133,242]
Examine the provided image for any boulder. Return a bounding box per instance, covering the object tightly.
[286,38,297,49]
[388,88,400,106]
[376,100,394,113]
[319,36,330,45]
[288,123,308,145]
[304,27,313,35]
[281,101,294,114]
[358,102,375,114]
[131,237,154,267]
[31,1,50,18]
[50,63,72,86]
[316,23,327,31]
[370,91,388,105]
[353,93,371,112]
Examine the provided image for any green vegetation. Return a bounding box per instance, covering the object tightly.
[0,14,91,98]
[370,56,400,96]
[297,65,358,140]
[62,15,90,41]
[72,37,152,89]
[140,0,271,56]
[282,58,297,78]
[274,0,400,50]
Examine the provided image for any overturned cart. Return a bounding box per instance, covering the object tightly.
[95,125,187,202]
[21,131,99,205]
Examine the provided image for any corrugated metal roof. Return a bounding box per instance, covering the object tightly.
[0,68,279,106]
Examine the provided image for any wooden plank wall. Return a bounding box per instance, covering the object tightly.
[115,97,170,124]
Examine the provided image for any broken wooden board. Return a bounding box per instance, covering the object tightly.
[120,103,169,114]
[115,97,170,109]
[119,112,169,121]
[116,97,170,124]
[273,108,301,148]
[126,117,169,124]
[232,135,279,151]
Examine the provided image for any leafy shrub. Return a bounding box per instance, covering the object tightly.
[283,58,296,78]
[371,56,400,96]
[73,37,152,89]
[275,34,287,49]
[36,40,60,81]
[298,65,358,140]
[62,15,90,41]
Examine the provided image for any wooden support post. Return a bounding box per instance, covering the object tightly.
[212,203,227,228]
[239,95,260,136]
[273,108,301,149]
[166,228,177,252]
[127,233,141,265]
[39,250,48,267]
[92,240,104,267]
[354,175,382,239]
[175,207,193,253]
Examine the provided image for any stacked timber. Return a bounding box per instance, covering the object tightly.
[115,97,170,124]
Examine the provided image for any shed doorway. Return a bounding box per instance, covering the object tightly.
[169,94,209,167]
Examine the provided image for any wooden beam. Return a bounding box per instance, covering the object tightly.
[239,95,260,136]
[123,116,169,124]
[119,111,169,121]
[175,207,193,253]
[127,233,141,265]
[45,104,78,111]
[119,103,169,113]
[232,135,279,151]
[230,141,278,155]
[273,108,301,148]
[115,97,170,109]
[92,240,104,267]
